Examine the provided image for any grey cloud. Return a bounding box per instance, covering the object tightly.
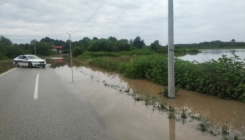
[0,0,244,45]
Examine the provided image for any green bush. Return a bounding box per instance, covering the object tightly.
[77,51,245,102]
[123,55,168,84]
[0,53,7,60]
[78,49,154,59]
[118,49,154,56]
[72,47,85,57]
[123,54,245,102]
[87,57,120,71]
[78,52,120,59]
[123,56,153,79]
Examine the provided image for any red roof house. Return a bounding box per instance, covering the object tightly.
[52,46,63,54]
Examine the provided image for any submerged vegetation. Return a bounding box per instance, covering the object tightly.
[96,75,244,139]
[77,53,245,102]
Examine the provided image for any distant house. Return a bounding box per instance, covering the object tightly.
[52,45,63,54]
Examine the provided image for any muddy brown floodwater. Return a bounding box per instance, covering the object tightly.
[46,57,245,140]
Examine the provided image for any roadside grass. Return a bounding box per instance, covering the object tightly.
[0,60,15,74]
[76,54,138,72]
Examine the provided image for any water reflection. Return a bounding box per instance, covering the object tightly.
[178,49,245,62]
[49,56,245,139]
[169,112,176,140]
[45,57,67,68]
[175,52,199,57]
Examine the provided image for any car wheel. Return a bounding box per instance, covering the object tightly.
[28,62,33,68]
[42,65,46,68]
[15,62,19,67]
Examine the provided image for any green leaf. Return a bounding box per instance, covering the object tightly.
[239,93,245,100]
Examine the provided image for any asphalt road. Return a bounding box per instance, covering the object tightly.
[0,66,114,140]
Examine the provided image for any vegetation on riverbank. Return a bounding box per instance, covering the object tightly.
[175,39,245,49]
[77,52,245,102]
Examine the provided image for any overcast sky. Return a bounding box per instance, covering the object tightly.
[0,0,245,45]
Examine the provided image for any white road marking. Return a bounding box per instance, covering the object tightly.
[34,73,39,100]
[0,68,16,78]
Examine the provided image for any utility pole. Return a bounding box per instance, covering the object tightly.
[168,0,175,98]
[67,33,74,82]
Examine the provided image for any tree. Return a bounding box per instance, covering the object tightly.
[88,39,113,52]
[29,41,53,55]
[92,37,99,40]
[79,37,91,44]
[108,36,117,44]
[0,36,12,47]
[40,37,65,46]
[78,37,91,49]
[150,40,162,50]
[19,43,31,51]
[53,39,65,46]
[5,45,26,58]
[62,40,71,54]
[40,37,52,43]
[113,39,130,52]
[133,36,145,49]
[231,39,235,43]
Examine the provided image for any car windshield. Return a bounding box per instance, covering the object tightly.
[26,55,40,59]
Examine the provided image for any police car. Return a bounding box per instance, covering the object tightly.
[13,55,46,68]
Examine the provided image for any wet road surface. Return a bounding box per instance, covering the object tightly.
[1,57,245,140]
[0,66,114,140]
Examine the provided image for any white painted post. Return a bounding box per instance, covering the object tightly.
[168,0,175,98]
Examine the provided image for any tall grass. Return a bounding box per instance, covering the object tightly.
[0,60,15,74]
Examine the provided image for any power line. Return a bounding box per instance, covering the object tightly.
[2,1,108,42]
[73,0,108,34]
[86,0,107,24]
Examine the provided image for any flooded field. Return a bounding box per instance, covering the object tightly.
[46,57,245,140]
[178,49,245,62]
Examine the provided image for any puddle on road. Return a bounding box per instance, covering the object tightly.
[47,58,245,140]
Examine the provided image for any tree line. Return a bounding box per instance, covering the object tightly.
[0,36,54,60]
[0,35,244,60]
[41,36,148,56]
[175,39,245,48]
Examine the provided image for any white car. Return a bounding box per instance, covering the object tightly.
[13,55,46,68]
